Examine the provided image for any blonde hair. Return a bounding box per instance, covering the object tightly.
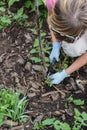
[51,0,87,42]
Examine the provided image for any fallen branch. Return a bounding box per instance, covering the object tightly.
[42,91,58,97]
[53,85,66,96]
[35,0,47,77]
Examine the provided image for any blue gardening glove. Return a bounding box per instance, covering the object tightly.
[48,69,70,84]
[50,42,61,63]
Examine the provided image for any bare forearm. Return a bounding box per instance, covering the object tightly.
[66,52,87,75]
[47,11,58,42]
[50,30,58,42]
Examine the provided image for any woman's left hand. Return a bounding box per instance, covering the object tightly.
[48,69,70,84]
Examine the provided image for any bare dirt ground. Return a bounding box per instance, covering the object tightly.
[0,16,87,130]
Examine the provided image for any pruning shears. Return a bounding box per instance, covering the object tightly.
[47,58,56,76]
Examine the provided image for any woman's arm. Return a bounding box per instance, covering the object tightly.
[48,52,87,85]
[47,10,58,42]
[47,10,61,63]
[66,52,87,74]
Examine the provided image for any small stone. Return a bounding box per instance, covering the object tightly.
[25,62,32,71]
[17,57,24,65]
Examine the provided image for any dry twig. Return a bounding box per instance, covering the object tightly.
[35,0,47,77]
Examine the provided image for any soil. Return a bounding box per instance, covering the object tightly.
[0,12,87,130]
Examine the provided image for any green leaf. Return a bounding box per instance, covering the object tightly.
[67,96,73,103]
[31,28,36,33]
[22,14,28,19]
[0,89,28,124]
[41,32,46,37]
[72,126,80,130]
[54,124,61,130]
[8,0,20,8]
[38,0,44,6]
[24,1,32,8]
[0,1,5,6]
[18,8,24,15]
[34,39,39,47]
[42,0,46,4]
[61,123,71,130]
[30,49,37,54]
[63,63,68,69]
[53,120,71,130]
[73,99,84,106]
[0,7,5,12]
[42,118,55,126]
[53,120,61,125]
[45,57,50,62]
[1,16,11,24]
[74,108,81,117]
[14,8,24,20]
[82,112,87,120]
[31,57,41,63]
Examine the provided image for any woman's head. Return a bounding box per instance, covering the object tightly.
[51,0,87,42]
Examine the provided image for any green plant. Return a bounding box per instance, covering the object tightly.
[33,109,87,130]
[53,120,71,130]
[0,2,11,29]
[12,7,28,25]
[0,1,29,29]
[0,0,47,30]
[0,88,28,126]
[24,0,46,13]
[30,37,50,64]
[0,15,11,29]
[33,118,71,130]
[8,0,20,8]
[72,108,87,130]
[44,78,53,87]
[67,96,84,106]
[24,0,35,12]
[0,1,5,6]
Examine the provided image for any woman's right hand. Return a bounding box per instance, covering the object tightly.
[49,41,61,63]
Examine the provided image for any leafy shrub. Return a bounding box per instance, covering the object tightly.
[33,118,71,130]
[0,88,28,126]
[0,0,47,29]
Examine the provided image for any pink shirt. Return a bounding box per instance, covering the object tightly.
[46,0,56,10]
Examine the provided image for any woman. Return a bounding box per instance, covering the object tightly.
[46,0,87,84]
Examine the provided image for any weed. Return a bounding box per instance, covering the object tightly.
[0,0,47,30]
[0,88,28,126]
[44,78,53,87]
[33,118,71,130]
[67,96,84,106]
[33,109,87,130]
[12,7,28,25]
[72,108,87,130]
[8,0,20,8]
[30,38,50,65]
